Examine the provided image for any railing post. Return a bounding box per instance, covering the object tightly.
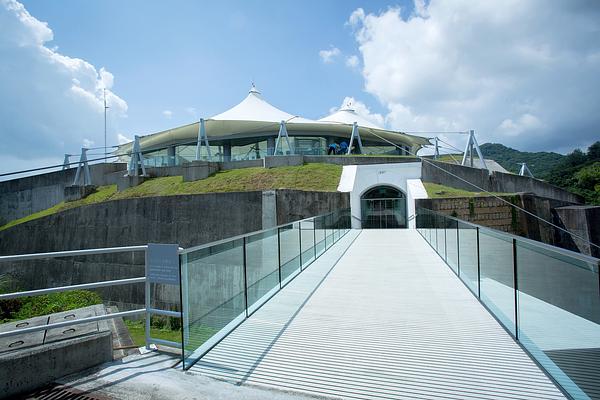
[298,222,303,271]
[456,220,460,277]
[476,227,481,299]
[512,238,519,340]
[444,221,447,261]
[178,252,186,369]
[277,227,282,289]
[243,237,249,317]
[144,249,151,349]
[313,217,317,260]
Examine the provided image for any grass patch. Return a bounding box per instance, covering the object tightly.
[124,319,182,347]
[424,182,512,198]
[0,163,342,231]
[0,288,102,323]
[0,185,117,231]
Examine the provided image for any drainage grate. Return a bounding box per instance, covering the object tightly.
[19,384,112,400]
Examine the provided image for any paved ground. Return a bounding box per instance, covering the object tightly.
[190,229,565,400]
[59,351,322,400]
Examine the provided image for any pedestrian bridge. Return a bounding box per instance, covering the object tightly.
[188,229,566,399]
[3,208,598,399]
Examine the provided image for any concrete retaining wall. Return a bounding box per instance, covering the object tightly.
[0,163,127,225]
[304,155,420,165]
[276,190,350,224]
[0,190,348,310]
[554,206,600,258]
[416,194,598,256]
[421,160,583,204]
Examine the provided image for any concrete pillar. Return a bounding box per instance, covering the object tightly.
[267,137,275,156]
[167,146,176,166]
[223,143,232,162]
[262,190,277,229]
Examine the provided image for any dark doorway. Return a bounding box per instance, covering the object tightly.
[360,186,407,229]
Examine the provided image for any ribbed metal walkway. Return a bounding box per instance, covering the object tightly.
[189,229,565,399]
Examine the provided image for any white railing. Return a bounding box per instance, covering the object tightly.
[0,245,182,351]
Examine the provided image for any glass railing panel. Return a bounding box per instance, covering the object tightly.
[433,213,439,251]
[458,221,479,294]
[181,239,245,369]
[326,214,334,249]
[515,239,600,399]
[436,215,446,260]
[279,222,301,285]
[245,229,279,314]
[300,219,316,267]
[445,219,459,274]
[478,229,516,335]
[331,212,338,242]
[314,215,326,256]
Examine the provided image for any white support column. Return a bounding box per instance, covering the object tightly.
[274,120,293,155]
[195,118,212,161]
[347,122,363,155]
[128,135,147,177]
[519,163,534,178]
[62,154,71,170]
[433,137,440,160]
[461,130,488,172]
[72,148,92,186]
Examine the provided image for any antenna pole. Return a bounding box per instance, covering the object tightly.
[103,88,108,163]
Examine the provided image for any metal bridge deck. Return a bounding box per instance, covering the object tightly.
[189,229,565,400]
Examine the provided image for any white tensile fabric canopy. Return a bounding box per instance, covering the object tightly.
[118,85,430,154]
[318,103,383,130]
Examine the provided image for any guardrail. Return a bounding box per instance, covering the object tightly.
[0,208,353,371]
[179,208,352,370]
[0,245,182,351]
[415,207,600,400]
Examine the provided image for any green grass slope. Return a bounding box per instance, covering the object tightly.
[0,163,342,231]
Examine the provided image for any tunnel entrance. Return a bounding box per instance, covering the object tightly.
[360,186,407,229]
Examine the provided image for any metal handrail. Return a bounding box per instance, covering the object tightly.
[0,244,182,347]
[0,277,146,300]
[181,209,345,255]
[416,207,600,267]
[0,245,148,262]
[0,309,145,339]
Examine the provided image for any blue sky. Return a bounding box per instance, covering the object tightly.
[20,0,408,135]
[1,0,599,176]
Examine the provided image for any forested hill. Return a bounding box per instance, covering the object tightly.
[480,142,600,205]
[480,143,564,179]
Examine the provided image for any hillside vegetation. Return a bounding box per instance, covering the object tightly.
[545,142,600,205]
[0,163,342,231]
[480,143,564,179]
[480,141,600,205]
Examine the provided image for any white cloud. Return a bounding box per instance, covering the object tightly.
[345,55,360,69]
[185,107,197,119]
[0,0,128,174]
[349,1,600,152]
[319,46,341,64]
[162,110,173,119]
[82,138,95,147]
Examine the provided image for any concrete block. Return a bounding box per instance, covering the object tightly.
[46,306,99,344]
[64,185,97,202]
[0,305,113,398]
[263,155,304,168]
[0,315,48,353]
[117,175,148,191]
[183,161,219,182]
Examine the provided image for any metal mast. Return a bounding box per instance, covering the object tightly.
[103,88,109,162]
